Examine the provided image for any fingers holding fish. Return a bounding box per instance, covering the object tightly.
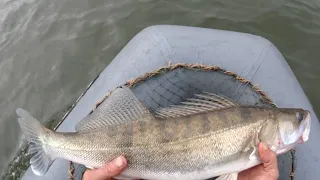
[237,142,279,180]
[83,156,127,180]
[259,142,278,174]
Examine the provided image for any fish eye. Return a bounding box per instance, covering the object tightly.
[296,112,304,122]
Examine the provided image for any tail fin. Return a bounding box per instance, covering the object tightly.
[16,108,54,176]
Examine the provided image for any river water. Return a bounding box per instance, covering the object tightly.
[1,0,320,178]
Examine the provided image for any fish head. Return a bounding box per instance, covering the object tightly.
[272,108,311,154]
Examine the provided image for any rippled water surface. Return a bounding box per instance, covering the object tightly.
[1,0,320,179]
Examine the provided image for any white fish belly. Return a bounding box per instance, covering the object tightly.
[118,152,261,180]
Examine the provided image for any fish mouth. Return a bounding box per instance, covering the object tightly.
[302,110,311,142]
[275,111,311,154]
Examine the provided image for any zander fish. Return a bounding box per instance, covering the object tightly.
[16,86,311,180]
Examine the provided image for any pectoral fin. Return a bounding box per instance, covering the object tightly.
[216,173,238,180]
[249,147,258,160]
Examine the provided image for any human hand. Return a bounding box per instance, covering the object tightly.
[238,142,279,180]
[83,156,127,180]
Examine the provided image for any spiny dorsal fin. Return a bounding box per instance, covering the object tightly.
[76,86,154,132]
[155,92,237,119]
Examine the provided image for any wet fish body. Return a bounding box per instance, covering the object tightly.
[17,87,311,180]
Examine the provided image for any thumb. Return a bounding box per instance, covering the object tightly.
[258,142,278,172]
[83,156,127,180]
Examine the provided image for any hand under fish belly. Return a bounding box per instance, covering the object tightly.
[81,141,279,180]
[16,86,311,180]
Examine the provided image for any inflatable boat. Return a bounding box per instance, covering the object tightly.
[21,25,320,180]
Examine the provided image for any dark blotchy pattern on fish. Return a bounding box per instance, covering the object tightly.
[49,107,272,174]
[16,86,309,179]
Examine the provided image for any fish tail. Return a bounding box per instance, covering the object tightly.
[16,108,54,176]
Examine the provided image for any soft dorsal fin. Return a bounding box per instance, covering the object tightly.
[155,92,237,119]
[75,86,154,132]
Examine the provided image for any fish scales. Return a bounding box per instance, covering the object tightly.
[42,107,268,174]
[16,87,311,179]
